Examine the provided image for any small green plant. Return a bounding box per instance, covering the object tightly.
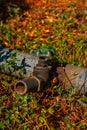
[1,81,9,87]
[39,116,45,123]
[65,116,75,130]
[68,87,78,97]
[0,122,4,130]
[56,86,64,95]
[0,96,6,103]
[41,108,46,116]
[8,6,20,17]
[69,2,76,7]
[80,123,87,129]
[48,107,55,115]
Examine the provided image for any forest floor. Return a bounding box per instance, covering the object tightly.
[0,0,87,129]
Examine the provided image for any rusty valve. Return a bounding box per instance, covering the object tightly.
[14,57,50,95]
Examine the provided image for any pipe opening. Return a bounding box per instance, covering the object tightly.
[15,81,27,95]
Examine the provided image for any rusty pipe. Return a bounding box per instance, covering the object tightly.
[14,57,50,95]
[14,76,45,95]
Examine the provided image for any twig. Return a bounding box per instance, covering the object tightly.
[63,67,74,88]
[78,80,87,94]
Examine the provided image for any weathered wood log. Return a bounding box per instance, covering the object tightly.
[57,64,87,94]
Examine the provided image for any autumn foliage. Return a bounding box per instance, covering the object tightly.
[0,0,87,130]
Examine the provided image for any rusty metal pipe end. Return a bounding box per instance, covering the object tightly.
[14,80,28,95]
[14,76,45,95]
